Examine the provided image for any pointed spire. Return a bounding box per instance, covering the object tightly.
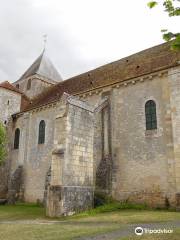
[18,51,62,82]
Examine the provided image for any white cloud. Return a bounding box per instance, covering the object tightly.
[0,0,179,82]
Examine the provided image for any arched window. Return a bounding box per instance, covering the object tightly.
[27,79,31,90]
[145,100,157,130]
[14,128,20,149]
[38,120,45,144]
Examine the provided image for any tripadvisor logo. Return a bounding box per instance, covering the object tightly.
[135,227,143,236]
[135,226,173,235]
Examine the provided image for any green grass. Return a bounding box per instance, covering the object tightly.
[73,209,180,224]
[0,203,180,240]
[71,202,180,224]
[0,223,119,240]
[0,203,45,220]
[75,202,149,216]
[1,202,180,223]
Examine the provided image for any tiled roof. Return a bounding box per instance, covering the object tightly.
[22,42,180,112]
[0,81,23,94]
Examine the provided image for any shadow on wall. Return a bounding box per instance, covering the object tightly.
[96,155,112,194]
[0,163,8,199]
[7,166,23,204]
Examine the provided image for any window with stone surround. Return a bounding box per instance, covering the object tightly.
[145,100,157,130]
[14,128,20,149]
[38,120,45,144]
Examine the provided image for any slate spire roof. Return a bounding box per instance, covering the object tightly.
[18,50,62,82]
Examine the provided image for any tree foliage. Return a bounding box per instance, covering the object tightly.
[148,0,180,50]
[0,123,7,165]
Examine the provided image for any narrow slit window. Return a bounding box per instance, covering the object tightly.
[14,128,20,149]
[38,120,45,144]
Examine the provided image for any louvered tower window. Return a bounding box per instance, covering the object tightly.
[38,120,45,144]
[145,100,157,130]
[27,79,31,90]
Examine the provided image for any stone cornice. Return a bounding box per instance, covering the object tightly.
[78,69,168,99]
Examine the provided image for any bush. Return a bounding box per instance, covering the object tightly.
[76,201,148,218]
[93,202,148,214]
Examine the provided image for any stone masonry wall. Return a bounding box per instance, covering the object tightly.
[110,73,176,207]
[80,70,178,207]
[168,67,180,207]
[62,103,94,214]
[0,163,8,198]
[8,66,180,208]
[13,76,53,99]
[47,96,94,216]
[9,102,65,202]
[0,88,21,124]
[0,89,21,198]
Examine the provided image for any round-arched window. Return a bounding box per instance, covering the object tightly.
[145,100,157,130]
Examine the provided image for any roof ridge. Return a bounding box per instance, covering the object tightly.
[17,41,180,113]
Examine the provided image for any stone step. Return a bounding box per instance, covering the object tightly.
[0,199,7,205]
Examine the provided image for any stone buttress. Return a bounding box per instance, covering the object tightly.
[46,94,95,216]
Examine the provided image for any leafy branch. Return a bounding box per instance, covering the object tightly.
[148,0,180,50]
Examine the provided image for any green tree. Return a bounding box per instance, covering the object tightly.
[0,122,7,165]
[148,0,180,50]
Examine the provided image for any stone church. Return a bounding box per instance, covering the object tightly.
[0,42,180,216]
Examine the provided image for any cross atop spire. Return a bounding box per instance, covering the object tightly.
[43,34,47,51]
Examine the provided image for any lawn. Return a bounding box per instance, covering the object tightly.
[0,203,45,221]
[0,203,180,240]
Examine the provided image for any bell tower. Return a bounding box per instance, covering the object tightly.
[12,51,62,99]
